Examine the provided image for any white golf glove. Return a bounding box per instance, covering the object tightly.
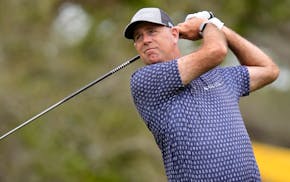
[185,11,214,21]
[207,17,224,30]
[198,17,224,36]
[185,11,224,33]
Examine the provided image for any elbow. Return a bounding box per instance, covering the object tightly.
[208,43,228,65]
[269,63,280,82]
[263,62,280,86]
[249,61,280,92]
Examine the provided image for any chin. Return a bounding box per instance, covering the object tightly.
[141,54,165,65]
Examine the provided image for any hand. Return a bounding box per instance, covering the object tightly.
[185,11,214,21]
[176,11,224,40]
[175,17,206,40]
[175,11,214,40]
[188,11,224,30]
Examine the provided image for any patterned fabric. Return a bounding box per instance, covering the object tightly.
[130,60,261,181]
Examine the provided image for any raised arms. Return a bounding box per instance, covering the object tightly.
[222,26,279,91]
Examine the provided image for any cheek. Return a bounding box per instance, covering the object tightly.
[160,34,176,46]
[134,43,143,54]
[159,40,174,53]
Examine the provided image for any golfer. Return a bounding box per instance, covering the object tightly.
[124,8,279,181]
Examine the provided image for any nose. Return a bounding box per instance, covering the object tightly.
[142,33,153,43]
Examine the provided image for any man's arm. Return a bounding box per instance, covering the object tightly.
[176,18,228,85]
[222,26,280,92]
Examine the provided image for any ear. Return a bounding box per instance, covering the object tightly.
[171,27,180,43]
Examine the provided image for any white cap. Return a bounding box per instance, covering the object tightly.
[124,8,174,39]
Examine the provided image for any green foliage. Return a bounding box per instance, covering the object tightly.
[0,0,289,181]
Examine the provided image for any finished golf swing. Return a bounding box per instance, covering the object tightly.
[124,8,279,181]
[0,55,140,141]
[1,7,280,181]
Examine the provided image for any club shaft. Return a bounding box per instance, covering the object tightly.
[0,55,140,141]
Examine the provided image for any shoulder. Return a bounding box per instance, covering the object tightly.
[131,60,180,85]
[130,59,183,100]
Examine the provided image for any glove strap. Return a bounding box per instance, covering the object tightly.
[199,17,224,36]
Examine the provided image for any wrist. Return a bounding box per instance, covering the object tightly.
[199,17,224,36]
[208,17,224,30]
[199,21,208,36]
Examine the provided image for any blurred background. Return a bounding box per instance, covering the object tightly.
[0,0,289,181]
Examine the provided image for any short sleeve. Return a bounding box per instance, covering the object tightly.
[221,66,250,97]
[130,60,183,112]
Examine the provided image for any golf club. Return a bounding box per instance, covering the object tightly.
[0,55,140,141]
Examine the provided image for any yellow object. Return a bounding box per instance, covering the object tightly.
[253,142,290,182]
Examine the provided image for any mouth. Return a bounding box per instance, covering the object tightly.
[144,47,156,54]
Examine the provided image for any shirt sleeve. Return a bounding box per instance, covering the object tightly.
[221,65,250,97]
[130,60,183,113]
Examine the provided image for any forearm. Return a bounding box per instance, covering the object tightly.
[222,26,279,91]
[178,24,227,85]
[223,26,269,66]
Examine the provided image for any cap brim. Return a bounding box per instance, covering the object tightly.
[124,20,167,39]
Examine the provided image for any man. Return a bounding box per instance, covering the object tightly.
[124,7,279,181]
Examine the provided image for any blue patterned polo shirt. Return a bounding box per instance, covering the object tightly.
[130,60,261,181]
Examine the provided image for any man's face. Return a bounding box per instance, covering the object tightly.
[133,22,179,65]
